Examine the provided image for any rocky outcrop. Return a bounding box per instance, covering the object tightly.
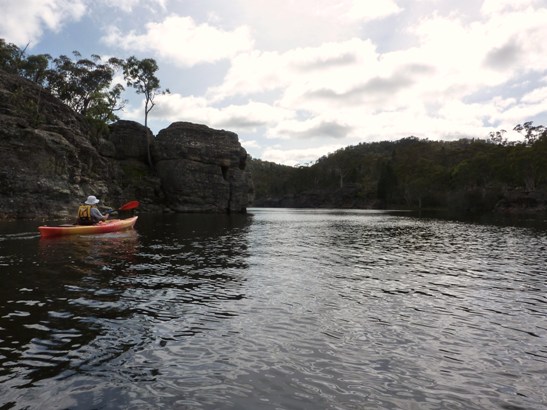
[0,70,253,220]
[0,70,119,219]
[153,122,253,213]
[103,120,153,163]
[103,120,166,213]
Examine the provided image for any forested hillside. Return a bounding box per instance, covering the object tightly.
[249,124,547,214]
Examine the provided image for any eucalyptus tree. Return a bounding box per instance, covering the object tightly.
[511,122,547,190]
[122,56,169,129]
[0,39,24,73]
[46,52,125,121]
[20,53,51,85]
[514,121,547,145]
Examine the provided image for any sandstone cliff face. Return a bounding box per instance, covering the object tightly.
[153,122,253,213]
[0,70,119,219]
[0,70,253,220]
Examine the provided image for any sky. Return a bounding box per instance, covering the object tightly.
[1,0,547,165]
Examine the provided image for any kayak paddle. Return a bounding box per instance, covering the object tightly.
[118,200,140,211]
[105,200,140,214]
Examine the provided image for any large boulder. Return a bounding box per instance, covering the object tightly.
[104,120,165,212]
[153,122,254,213]
[105,120,153,163]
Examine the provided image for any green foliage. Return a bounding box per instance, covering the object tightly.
[514,121,547,145]
[46,52,125,121]
[247,158,298,199]
[250,126,547,212]
[122,56,169,168]
[0,39,168,172]
[20,53,51,85]
[0,39,24,73]
[0,39,128,126]
[123,56,169,128]
[376,161,397,206]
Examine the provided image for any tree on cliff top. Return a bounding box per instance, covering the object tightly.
[0,40,51,86]
[123,56,169,129]
[48,52,125,122]
[1,40,126,124]
[0,39,24,73]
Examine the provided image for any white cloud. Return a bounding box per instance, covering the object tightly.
[262,144,346,166]
[132,1,546,164]
[344,0,402,22]
[146,93,212,121]
[7,0,545,165]
[225,0,401,50]
[266,116,354,141]
[101,0,167,13]
[145,93,294,133]
[207,38,379,102]
[482,9,547,71]
[102,15,254,66]
[212,101,294,131]
[240,139,260,150]
[481,0,542,15]
[205,5,543,130]
[495,95,547,127]
[521,87,547,104]
[0,0,86,45]
[100,0,140,13]
[206,50,286,101]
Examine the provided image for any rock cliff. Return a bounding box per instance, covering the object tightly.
[154,122,253,213]
[0,70,253,220]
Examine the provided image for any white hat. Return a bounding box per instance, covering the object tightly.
[85,195,100,205]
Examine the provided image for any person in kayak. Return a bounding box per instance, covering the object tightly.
[77,195,109,225]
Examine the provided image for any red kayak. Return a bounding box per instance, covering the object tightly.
[39,216,138,238]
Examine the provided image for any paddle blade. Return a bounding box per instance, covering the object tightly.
[118,200,140,211]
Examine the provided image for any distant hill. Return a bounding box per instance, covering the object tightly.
[249,134,547,214]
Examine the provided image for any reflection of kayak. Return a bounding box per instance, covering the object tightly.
[39,216,138,238]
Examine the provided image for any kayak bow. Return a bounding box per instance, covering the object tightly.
[39,216,138,238]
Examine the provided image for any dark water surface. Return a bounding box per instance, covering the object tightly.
[0,209,546,409]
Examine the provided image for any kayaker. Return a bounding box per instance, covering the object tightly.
[77,195,109,225]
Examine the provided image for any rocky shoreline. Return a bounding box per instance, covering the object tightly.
[0,70,254,220]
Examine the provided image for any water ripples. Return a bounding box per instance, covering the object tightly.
[0,210,546,409]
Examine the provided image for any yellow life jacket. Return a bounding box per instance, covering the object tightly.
[77,205,93,225]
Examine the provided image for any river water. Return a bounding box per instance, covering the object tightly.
[0,209,546,409]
